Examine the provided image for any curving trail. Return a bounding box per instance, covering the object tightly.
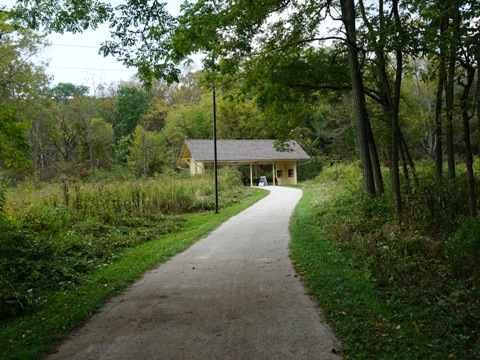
[48,186,341,360]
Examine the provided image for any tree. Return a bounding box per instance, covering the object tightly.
[48,83,88,165]
[0,12,50,173]
[340,0,378,195]
[417,0,480,216]
[127,125,166,178]
[114,86,148,142]
[217,96,270,140]
[162,92,213,152]
[72,83,113,174]
[0,105,30,170]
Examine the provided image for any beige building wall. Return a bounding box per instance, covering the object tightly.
[190,158,205,175]
[275,161,297,185]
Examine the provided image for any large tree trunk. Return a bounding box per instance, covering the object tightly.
[341,0,376,195]
[435,17,447,178]
[460,65,477,217]
[445,55,456,179]
[445,14,458,180]
[477,52,480,153]
[391,49,402,220]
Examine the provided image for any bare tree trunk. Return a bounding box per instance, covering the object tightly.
[88,140,95,174]
[368,123,384,194]
[445,56,456,179]
[477,53,480,153]
[341,0,376,195]
[390,0,403,221]
[400,129,418,185]
[435,21,446,178]
[34,114,40,182]
[460,65,477,217]
[399,134,410,188]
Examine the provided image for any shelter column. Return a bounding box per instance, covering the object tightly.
[250,163,253,187]
[272,163,276,186]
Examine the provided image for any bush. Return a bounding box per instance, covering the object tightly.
[451,217,480,276]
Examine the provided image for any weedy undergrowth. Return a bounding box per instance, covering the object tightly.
[291,162,480,359]
[0,169,252,320]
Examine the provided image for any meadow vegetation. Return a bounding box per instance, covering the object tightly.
[291,161,480,359]
[0,168,266,359]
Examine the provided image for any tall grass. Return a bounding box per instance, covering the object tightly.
[1,180,267,360]
[6,168,244,221]
[0,168,252,320]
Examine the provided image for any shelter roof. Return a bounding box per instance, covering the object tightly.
[180,139,310,164]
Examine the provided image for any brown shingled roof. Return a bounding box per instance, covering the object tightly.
[182,140,310,163]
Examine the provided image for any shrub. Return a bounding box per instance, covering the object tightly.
[451,217,480,276]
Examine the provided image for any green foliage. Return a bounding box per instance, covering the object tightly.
[0,105,30,170]
[297,155,324,181]
[127,125,167,177]
[402,170,469,234]
[51,82,89,103]
[11,0,110,33]
[0,180,6,213]
[162,92,213,150]
[0,186,266,360]
[216,95,271,139]
[114,134,132,163]
[0,171,254,320]
[292,162,480,358]
[100,0,179,87]
[114,86,148,142]
[451,218,480,274]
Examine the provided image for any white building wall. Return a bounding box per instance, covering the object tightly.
[275,161,297,185]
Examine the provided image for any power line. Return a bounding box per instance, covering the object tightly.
[49,65,136,72]
[51,43,101,49]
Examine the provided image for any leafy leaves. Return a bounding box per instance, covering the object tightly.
[10,0,111,33]
[0,105,30,170]
[100,0,180,86]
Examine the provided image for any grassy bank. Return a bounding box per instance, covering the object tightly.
[0,172,268,360]
[290,163,480,359]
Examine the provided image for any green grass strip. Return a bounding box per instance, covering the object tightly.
[1,189,268,360]
[290,185,420,359]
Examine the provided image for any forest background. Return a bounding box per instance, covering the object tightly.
[1,0,480,358]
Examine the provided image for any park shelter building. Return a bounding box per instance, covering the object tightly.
[178,140,310,186]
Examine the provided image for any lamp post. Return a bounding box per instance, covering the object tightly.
[212,80,219,214]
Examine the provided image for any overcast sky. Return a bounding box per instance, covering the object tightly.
[5,1,189,88]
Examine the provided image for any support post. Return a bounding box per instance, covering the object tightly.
[250,163,253,187]
[272,163,276,186]
[213,84,219,214]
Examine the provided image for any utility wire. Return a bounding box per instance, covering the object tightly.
[50,65,135,72]
[50,43,101,49]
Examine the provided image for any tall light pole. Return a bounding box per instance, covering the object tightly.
[212,65,219,214]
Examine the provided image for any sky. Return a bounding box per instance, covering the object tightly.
[4,1,187,88]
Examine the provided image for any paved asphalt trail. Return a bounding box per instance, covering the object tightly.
[48,186,341,359]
